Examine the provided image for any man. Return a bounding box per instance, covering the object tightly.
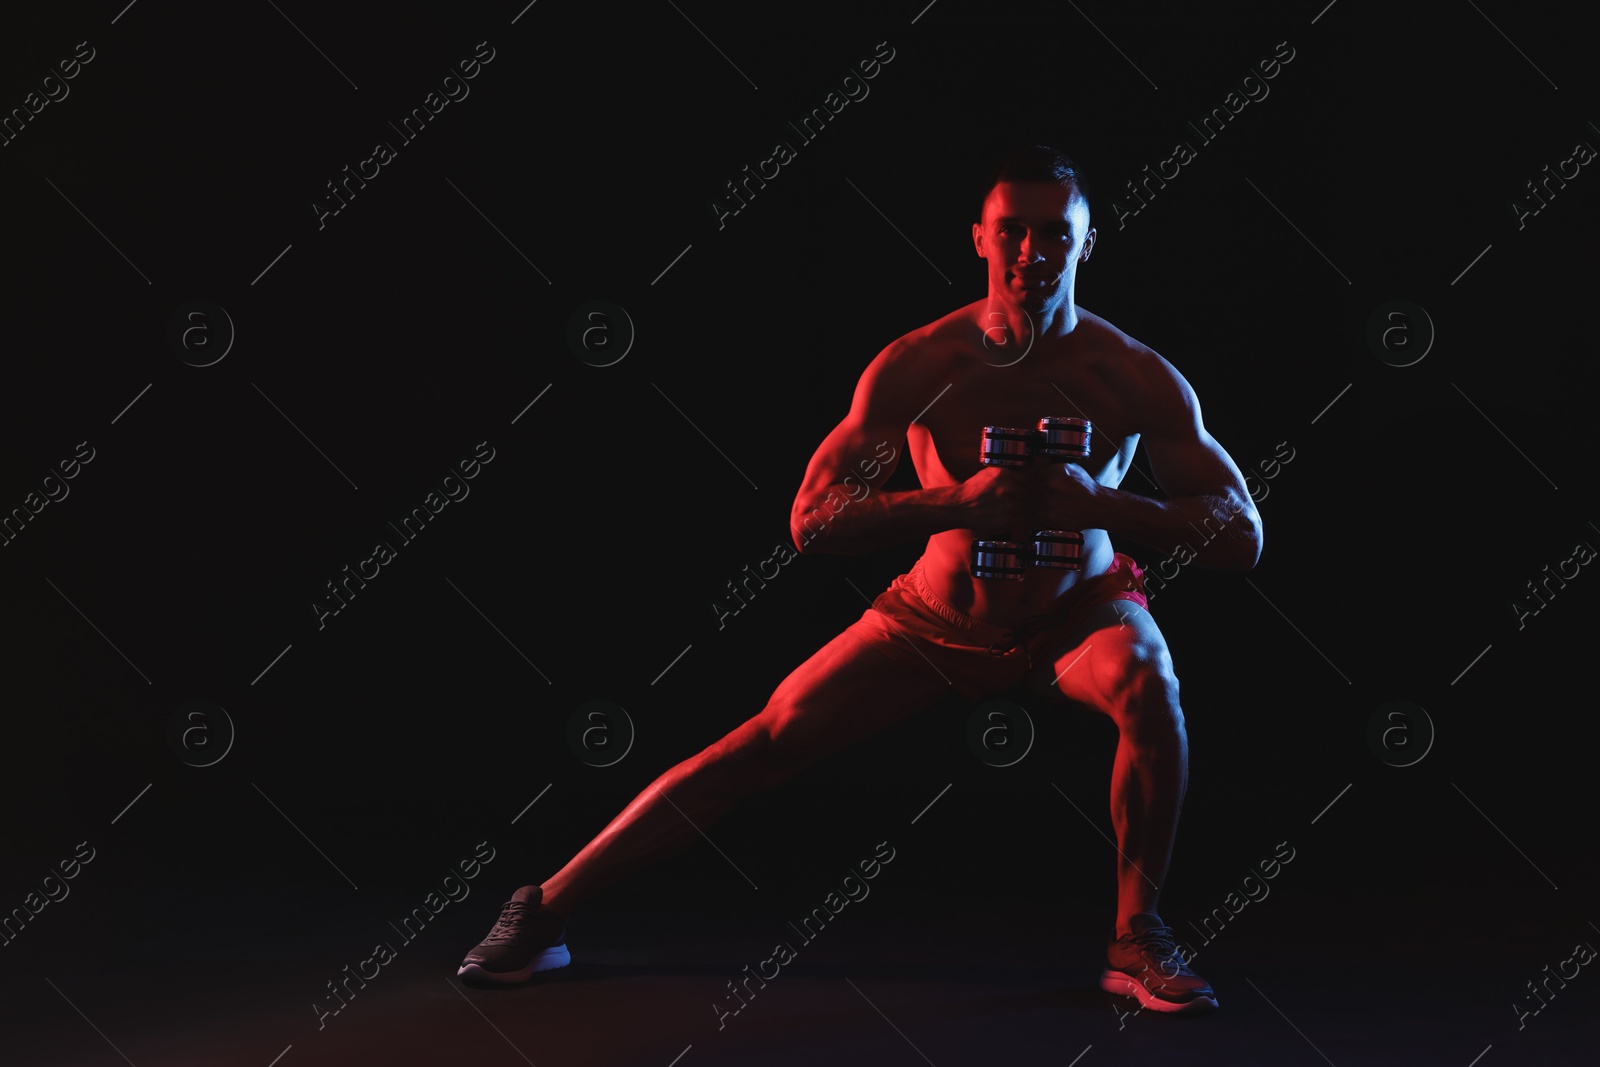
[459,145,1262,1015]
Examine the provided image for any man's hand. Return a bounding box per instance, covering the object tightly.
[962,461,1106,534]
[1038,461,1102,531]
[960,464,1044,534]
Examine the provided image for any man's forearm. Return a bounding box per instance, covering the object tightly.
[1088,484,1263,569]
[792,484,970,556]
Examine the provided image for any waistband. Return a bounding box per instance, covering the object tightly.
[907,556,1112,656]
[907,557,1017,649]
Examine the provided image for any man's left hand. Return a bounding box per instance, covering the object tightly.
[1038,462,1104,530]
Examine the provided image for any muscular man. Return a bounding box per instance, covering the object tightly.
[459,145,1262,1015]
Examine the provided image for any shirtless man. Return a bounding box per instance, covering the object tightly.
[459,145,1262,1015]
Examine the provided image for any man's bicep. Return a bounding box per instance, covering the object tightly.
[1140,363,1251,500]
[791,346,915,509]
[1145,424,1252,501]
[795,419,904,503]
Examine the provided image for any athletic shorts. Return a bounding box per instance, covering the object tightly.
[844,552,1150,701]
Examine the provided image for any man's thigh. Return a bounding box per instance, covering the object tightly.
[714,624,955,775]
[1023,599,1178,713]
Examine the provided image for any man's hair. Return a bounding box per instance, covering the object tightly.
[978,145,1090,220]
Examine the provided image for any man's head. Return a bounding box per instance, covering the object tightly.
[972,145,1096,314]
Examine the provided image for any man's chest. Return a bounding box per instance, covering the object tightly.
[910,347,1143,486]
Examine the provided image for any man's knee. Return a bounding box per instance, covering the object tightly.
[1103,641,1182,734]
[698,715,801,794]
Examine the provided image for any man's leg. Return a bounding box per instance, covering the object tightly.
[1026,600,1187,932]
[537,625,954,916]
[1025,599,1214,1012]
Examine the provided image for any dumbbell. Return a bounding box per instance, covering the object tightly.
[979,416,1091,466]
[973,418,1091,581]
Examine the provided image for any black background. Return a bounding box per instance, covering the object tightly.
[2,1,1596,1065]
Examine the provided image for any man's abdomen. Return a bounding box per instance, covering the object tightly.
[921,528,1117,627]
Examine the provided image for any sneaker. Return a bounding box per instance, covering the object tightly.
[1099,912,1217,1014]
[457,885,571,984]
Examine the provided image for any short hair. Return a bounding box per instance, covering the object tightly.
[978,145,1090,220]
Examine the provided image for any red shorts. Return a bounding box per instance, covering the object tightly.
[844,553,1150,701]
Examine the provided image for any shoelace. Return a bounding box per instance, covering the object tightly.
[1121,922,1193,975]
[482,900,528,944]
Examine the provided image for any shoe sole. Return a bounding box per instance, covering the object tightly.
[457,944,571,984]
[1099,969,1218,1014]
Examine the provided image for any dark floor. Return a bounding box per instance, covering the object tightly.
[3,869,1593,1067]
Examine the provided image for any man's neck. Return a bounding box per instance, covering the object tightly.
[983,294,1080,342]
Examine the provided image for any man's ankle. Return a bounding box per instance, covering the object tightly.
[1114,910,1162,937]
[537,885,572,919]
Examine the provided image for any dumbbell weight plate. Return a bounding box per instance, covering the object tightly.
[1037,417,1091,460]
[980,426,1037,468]
[973,540,1028,580]
[1033,529,1084,570]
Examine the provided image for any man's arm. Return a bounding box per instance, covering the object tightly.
[1047,350,1263,569]
[790,341,978,556]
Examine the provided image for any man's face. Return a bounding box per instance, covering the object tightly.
[972,181,1096,312]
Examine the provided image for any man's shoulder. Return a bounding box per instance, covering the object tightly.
[881,300,987,361]
[1076,307,1156,362]
[1076,310,1199,433]
[1075,307,1183,385]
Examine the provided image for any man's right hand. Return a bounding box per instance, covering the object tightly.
[960,463,1040,534]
